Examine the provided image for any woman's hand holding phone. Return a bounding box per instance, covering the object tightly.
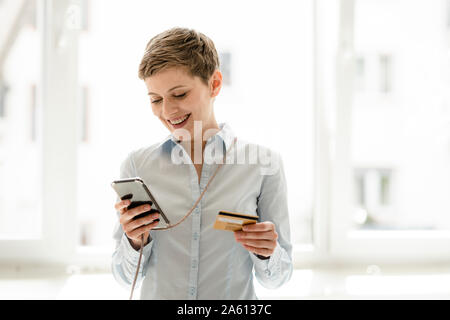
[115,199,160,251]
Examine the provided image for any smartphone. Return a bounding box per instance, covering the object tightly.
[111,177,170,227]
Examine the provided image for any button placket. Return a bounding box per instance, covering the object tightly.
[193,231,199,241]
[188,160,202,299]
[187,139,216,299]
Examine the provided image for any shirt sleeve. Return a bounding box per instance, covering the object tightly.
[251,151,293,289]
[111,152,154,289]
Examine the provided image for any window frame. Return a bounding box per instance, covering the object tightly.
[0,0,80,266]
[3,0,449,270]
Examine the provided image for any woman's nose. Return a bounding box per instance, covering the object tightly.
[162,100,179,118]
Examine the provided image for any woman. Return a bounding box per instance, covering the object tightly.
[112,27,292,299]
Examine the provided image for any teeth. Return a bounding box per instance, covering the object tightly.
[170,114,189,125]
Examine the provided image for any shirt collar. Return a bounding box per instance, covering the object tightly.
[155,122,236,152]
[214,122,236,152]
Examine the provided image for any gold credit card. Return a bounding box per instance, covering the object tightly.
[213,211,259,231]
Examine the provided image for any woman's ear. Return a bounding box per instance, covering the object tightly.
[210,69,223,98]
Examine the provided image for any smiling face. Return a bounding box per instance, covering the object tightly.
[144,66,223,142]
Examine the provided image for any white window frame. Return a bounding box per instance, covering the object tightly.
[0,0,79,267]
[4,0,448,270]
[292,0,338,268]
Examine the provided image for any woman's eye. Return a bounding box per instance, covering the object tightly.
[151,93,186,104]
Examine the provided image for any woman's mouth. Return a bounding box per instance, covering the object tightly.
[168,113,191,128]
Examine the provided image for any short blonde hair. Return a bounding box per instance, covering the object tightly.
[138,27,220,86]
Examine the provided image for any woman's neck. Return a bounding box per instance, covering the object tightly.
[178,118,220,163]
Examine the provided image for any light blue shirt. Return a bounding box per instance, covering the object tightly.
[112,122,293,299]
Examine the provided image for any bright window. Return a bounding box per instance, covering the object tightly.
[3,0,448,269]
[328,0,450,262]
[351,0,450,231]
[0,0,41,240]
